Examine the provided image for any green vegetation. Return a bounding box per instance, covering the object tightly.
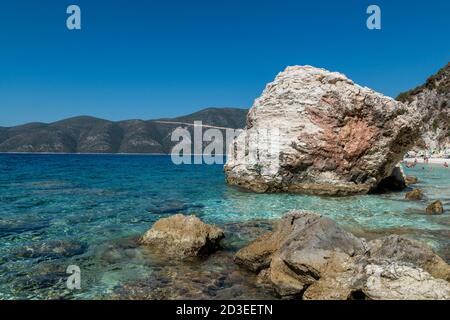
[396,62,450,102]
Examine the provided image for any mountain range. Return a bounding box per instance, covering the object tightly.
[0,108,248,154]
[1,62,448,155]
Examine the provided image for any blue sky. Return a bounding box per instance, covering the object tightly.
[0,0,449,126]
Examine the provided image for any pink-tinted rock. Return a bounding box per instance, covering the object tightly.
[225,66,421,196]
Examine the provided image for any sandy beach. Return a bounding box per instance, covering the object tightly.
[404,158,450,164]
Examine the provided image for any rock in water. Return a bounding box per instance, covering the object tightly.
[367,235,450,281]
[12,240,87,260]
[235,211,367,298]
[374,164,407,192]
[140,214,224,258]
[405,175,419,186]
[225,66,421,196]
[405,189,424,200]
[426,200,444,215]
[235,211,450,300]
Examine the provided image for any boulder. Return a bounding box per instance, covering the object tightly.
[362,263,450,300]
[426,200,444,215]
[277,214,367,282]
[304,261,450,300]
[140,214,224,258]
[266,255,307,298]
[405,189,424,200]
[367,235,450,281]
[405,175,419,185]
[234,211,322,272]
[225,66,421,196]
[235,211,367,297]
[235,212,450,300]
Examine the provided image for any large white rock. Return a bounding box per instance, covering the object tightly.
[225,66,421,195]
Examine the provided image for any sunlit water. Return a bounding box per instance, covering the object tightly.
[0,154,449,299]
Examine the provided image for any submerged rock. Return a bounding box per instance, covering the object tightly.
[426,200,444,215]
[235,211,450,300]
[225,66,421,196]
[140,214,224,258]
[146,200,204,215]
[234,213,306,272]
[112,250,275,300]
[235,211,367,298]
[12,240,87,260]
[0,217,50,237]
[405,189,424,200]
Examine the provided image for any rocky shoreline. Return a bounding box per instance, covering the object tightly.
[128,58,450,299]
[134,212,450,300]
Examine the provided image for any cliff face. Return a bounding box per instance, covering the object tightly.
[225,66,421,196]
[0,108,248,154]
[397,62,450,156]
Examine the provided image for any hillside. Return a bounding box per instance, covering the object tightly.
[397,62,450,155]
[0,108,248,154]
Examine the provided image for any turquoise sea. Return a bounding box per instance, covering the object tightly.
[0,154,449,299]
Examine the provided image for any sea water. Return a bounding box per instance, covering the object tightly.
[0,154,449,299]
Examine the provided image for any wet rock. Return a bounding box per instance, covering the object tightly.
[234,213,306,272]
[266,255,306,299]
[234,211,367,297]
[405,175,419,185]
[426,200,444,215]
[302,253,361,300]
[140,214,224,258]
[235,212,450,300]
[405,189,424,200]
[225,66,421,196]
[13,240,87,260]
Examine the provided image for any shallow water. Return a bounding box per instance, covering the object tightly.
[0,154,449,299]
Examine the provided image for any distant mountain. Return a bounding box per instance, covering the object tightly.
[0,108,248,154]
[397,62,450,155]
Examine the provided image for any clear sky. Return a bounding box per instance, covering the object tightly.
[0,0,449,126]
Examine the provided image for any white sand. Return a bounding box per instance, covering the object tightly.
[404,158,450,164]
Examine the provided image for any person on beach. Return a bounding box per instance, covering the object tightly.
[444,162,449,168]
